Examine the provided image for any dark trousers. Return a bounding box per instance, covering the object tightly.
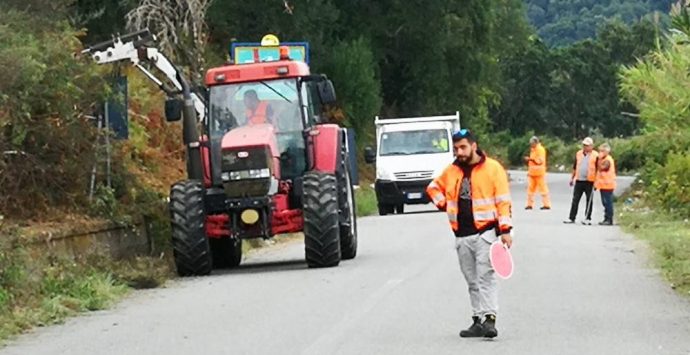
[600,190,614,222]
[569,180,594,221]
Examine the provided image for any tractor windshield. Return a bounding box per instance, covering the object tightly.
[208,78,303,143]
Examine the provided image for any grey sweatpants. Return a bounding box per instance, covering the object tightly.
[455,231,498,318]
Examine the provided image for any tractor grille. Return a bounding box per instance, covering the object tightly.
[221,147,271,172]
[221,147,273,198]
[394,170,434,180]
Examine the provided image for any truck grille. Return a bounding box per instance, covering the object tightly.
[394,170,434,180]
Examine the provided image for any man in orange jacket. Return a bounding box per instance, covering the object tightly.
[564,137,599,225]
[243,89,274,125]
[594,143,616,225]
[523,136,551,210]
[426,128,513,339]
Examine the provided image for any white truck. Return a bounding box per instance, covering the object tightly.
[364,113,460,215]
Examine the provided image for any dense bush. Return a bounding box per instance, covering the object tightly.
[0,7,185,221]
[0,9,109,218]
[647,152,690,218]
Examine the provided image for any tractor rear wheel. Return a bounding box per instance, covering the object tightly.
[169,180,213,276]
[338,155,358,260]
[303,172,341,267]
[210,238,242,269]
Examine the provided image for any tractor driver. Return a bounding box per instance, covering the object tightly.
[243,89,274,126]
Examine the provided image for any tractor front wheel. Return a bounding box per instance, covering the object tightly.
[303,172,341,267]
[169,180,213,276]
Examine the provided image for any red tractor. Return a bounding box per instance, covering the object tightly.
[84,31,358,276]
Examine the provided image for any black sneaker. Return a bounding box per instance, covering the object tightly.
[459,316,485,338]
[563,219,575,224]
[598,220,613,226]
[482,314,498,338]
[540,206,551,210]
[525,206,533,210]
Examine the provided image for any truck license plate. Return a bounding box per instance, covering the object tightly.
[407,192,422,199]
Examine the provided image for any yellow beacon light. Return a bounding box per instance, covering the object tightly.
[261,34,280,47]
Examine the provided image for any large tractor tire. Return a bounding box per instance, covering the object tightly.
[210,238,242,269]
[303,172,341,267]
[338,155,358,260]
[169,180,213,276]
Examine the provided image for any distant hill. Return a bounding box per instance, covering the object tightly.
[524,0,674,46]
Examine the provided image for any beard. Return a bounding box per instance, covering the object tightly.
[456,151,475,164]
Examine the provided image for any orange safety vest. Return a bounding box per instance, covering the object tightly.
[595,155,616,191]
[575,149,598,182]
[426,156,513,233]
[528,143,547,177]
[246,102,269,125]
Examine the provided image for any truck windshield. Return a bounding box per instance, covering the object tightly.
[379,129,450,156]
[208,78,302,139]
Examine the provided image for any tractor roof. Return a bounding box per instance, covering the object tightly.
[205,60,310,86]
[207,34,311,86]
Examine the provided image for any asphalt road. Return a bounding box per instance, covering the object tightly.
[2,172,689,355]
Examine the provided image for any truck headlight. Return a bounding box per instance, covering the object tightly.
[376,168,395,181]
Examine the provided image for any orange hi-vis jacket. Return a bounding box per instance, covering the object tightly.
[528,143,547,177]
[574,149,599,182]
[595,155,617,191]
[246,102,269,125]
[426,156,513,234]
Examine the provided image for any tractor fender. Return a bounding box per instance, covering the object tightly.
[309,124,343,174]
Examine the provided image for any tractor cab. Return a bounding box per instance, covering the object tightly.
[204,36,333,189]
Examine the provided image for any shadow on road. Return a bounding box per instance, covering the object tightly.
[214,259,308,275]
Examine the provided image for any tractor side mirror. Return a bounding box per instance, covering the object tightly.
[317,79,337,105]
[364,146,376,164]
[164,98,183,122]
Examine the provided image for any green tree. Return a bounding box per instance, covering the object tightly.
[323,38,382,141]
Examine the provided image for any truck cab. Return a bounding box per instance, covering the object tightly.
[364,113,460,215]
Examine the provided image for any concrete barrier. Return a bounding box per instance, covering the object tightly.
[23,218,151,261]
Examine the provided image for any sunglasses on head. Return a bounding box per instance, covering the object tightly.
[452,129,471,141]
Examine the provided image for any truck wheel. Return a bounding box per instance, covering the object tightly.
[338,155,358,260]
[210,238,242,268]
[169,180,213,276]
[303,172,341,267]
[395,204,405,214]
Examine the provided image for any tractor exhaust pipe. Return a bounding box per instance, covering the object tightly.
[177,71,204,181]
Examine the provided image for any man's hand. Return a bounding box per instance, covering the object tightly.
[523,156,530,163]
[437,204,446,212]
[569,179,575,187]
[500,233,513,249]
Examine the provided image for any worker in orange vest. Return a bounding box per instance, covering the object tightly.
[564,137,599,225]
[426,128,512,339]
[243,89,274,125]
[523,136,551,210]
[594,143,616,225]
